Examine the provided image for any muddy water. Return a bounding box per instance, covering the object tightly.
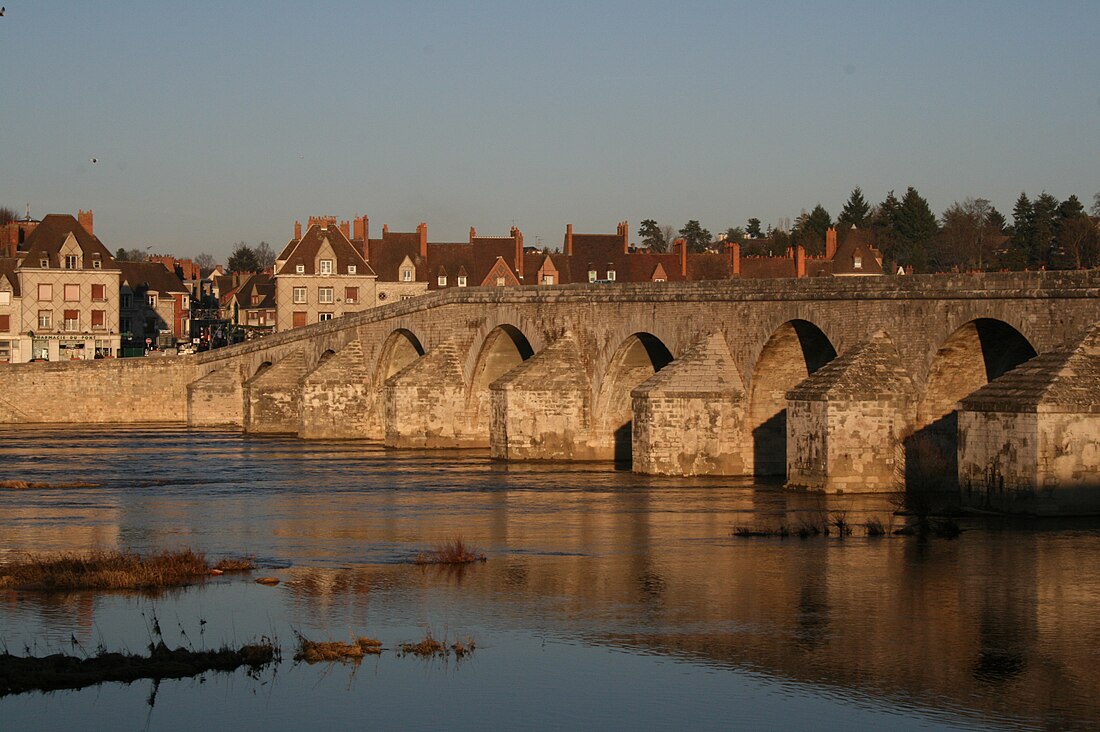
[1,427,1099,731]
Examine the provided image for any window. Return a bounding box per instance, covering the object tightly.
[248,310,259,322]
[457,276,467,287]
[293,287,307,304]
[181,295,189,309]
[38,310,52,329]
[292,311,307,328]
[147,294,157,308]
[654,277,666,283]
[401,269,412,282]
[251,294,262,306]
[64,310,79,331]
[121,317,131,334]
[588,270,597,283]
[319,313,333,322]
[347,265,356,275]
[438,276,447,287]
[607,270,616,282]
[295,264,305,274]
[542,274,555,285]
[267,310,275,321]
[92,258,102,270]
[38,284,52,301]
[0,314,9,332]
[91,284,106,301]
[319,259,333,275]
[0,291,10,305]
[40,258,49,268]
[121,293,133,308]
[318,287,334,304]
[91,310,105,329]
[853,256,862,270]
[344,287,358,304]
[65,255,79,269]
[496,276,506,286]
[65,284,80,301]
[0,340,9,362]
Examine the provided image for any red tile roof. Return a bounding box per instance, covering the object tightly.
[276,224,374,277]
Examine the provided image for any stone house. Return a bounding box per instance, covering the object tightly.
[226,273,276,333]
[274,220,378,331]
[0,213,121,362]
[118,261,190,349]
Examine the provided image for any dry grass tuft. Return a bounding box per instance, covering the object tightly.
[398,630,447,658]
[294,632,383,663]
[0,480,97,491]
[212,557,255,573]
[450,637,477,658]
[415,537,486,565]
[864,517,888,537]
[0,549,210,592]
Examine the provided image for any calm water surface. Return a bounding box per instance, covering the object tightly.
[1,427,1099,731]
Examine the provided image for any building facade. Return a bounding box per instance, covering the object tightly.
[118,261,190,349]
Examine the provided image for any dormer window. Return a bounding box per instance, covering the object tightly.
[854,256,862,270]
[296,264,305,274]
[92,259,102,269]
[607,269,616,281]
[319,259,333,275]
[402,269,412,282]
[438,275,447,287]
[457,276,467,287]
[347,265,356,275]
[65,255,79,269]
[542,274,555,285]
[588,270,597,283]
[40,258,49,268]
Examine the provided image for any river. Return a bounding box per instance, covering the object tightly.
[1,426,1098,731]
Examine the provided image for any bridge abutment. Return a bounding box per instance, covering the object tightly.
[384,338,477,448]
[632,333,749,475]
[187,366,245,427]
[300,341,373,439]
[244,349,308,434]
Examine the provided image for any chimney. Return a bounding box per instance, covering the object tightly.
[339,220,350,239]
[382,224,389,236]
[417,222,428,258]
[565,224,574,256]
[674,238,687,278]
[512,226,524,279]
[826,226,837,260]
[796,245,806,278]
[353,216,364,242]
[469,226,477,243]
[620,220,629,253]
[78,209,93,236]
[294,220,302,240]
[730,241,741,276]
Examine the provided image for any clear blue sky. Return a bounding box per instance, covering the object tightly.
[2,1,1098,259]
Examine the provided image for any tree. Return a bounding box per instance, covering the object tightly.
[1093,192,1100,217]
[678,220,712,253]
[1056,214,1099,269]
[0,206,16,226]
[745,218,762,239]
[254,241,275,271]
[722,227,745,244]
[939,197,995,271]
[893,187,938,271]
[1031,192,1059,267]
[227,242,260,273]
[194,252,217,271]
[987,207,1008,235]
[792,204,832,256]
[1010,192,1034,267]
[638,219,668,252]
[869,191,902,267]
[660,225,677,251]
[114,247,146,262]
[837,187,871,229]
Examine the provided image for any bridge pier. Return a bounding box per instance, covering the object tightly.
[958,325,1100,515]
[785,331,916,493]
[631,333,749,476]
[244,349,307,434]
[300,341,373,439]
[383,337,478,448]
[489,333,601,460]
[187,367,245,427]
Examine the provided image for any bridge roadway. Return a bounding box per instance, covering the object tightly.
[3,271,1100,511]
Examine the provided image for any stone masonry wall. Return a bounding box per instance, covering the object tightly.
[299,340,372,439]
[958,410,1041,512]
[187,366,245,426]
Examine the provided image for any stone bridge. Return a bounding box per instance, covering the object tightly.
[4,272,1100,512]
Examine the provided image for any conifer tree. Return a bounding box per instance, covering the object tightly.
[837,187,871,229]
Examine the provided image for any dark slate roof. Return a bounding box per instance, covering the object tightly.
[0,257,21,296]
[960,326,1099,414]
[236,273,276,310]
[118,261,188,295]
[366,232,424,282]
[276,224,374,277]
[740,256,798,279]
[19,214,120,270]
[831,227,885,275]
[787,330,916,402]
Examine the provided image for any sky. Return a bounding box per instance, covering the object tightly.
[1,1,1098,260]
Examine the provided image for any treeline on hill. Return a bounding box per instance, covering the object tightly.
[640,189,1100,273]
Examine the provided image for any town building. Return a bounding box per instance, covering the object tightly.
[225,272,276,334]
[117,261,190,349]
[0,213,121,362]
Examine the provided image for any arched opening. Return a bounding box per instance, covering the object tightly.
[317,349,336,368]
[748,320,837,476]
[253,361,273,380]
[376,329,425,385]
[598,332,674,464]
[468,325,535,432]
[908,319,1036,490]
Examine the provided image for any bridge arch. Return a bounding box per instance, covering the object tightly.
[252,360,273,379]
[467,324,535,431]
[748,319,837,476]
[316,349,336,369]
[596,332,675,462]
[374,328,425,387]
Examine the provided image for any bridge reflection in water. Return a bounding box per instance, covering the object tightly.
[0,428,1098,729]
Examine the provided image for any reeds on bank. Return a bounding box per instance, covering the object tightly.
[414,537,487,565]
[0,549,252,591]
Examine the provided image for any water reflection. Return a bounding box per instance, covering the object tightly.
[1,427,1099,730]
